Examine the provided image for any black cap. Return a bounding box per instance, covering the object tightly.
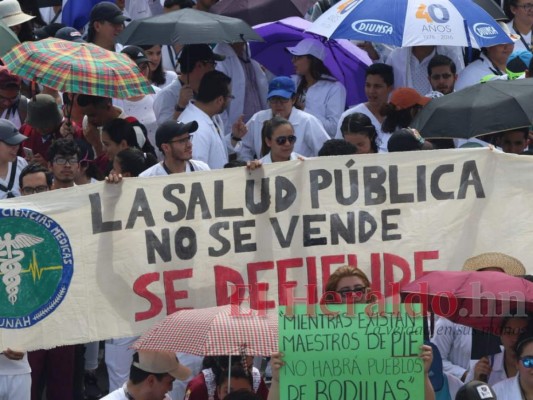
[55,27,85,43]
[0,119,28,145]
[34,23,65,40]
[121,46,149,66]
[90,1,131,24]
[387,128,424,152]
[156,120,198,149]
[455,381,497,400]
[178,44,225,68]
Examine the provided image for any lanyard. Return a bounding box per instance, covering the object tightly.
[513,22,533,51]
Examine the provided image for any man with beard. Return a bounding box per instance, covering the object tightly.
[178,70,245,169]
[139,120,209,176]
[427,55,458,96]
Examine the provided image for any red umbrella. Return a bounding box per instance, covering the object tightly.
[211,0,314,27]
[133,305,278,356]
[401,271,533,335]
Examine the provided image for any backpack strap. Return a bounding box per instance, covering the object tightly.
[0,161,18,198]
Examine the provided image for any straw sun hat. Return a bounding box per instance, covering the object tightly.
[462,252,526,276]
[0,0,35,27]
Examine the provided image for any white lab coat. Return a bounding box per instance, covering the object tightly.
[153,78,182,124]
[455,53,506,91]
[493,375,522,400]
[431,318,472,380]
[239,108,329,161]
[214,43,268,133]
[178,103,235,169]
[293,75,346,138]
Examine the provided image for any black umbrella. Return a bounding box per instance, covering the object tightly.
[116,8,263,46]
[211,0,314,27]
[473,0,508,21]
[411,79,533,140]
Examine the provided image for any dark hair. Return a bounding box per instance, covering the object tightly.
[196,71,232,103]
[504,0,519,20]
[115,148,157,177]
[498,127,529,141]
[215,366,252,388]
[260,116,293,157]
[139,45,166,86]
[295,55,334,104]
[224,390,261,400]
[129,353,169,385]
[514,327,533,357]
[366,63,394,87]
[318,139,357,156]
[224,160,248,168]
[87,21,97,43]
[102,119,139,147]
[77,95,112,109]
[164,0,194,8]
[340,112,379,153]
[19,163,53,189]
[381,104,420,133]
[427,54,457,76]
[48,138,80,161]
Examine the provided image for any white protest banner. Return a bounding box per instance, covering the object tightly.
[0,149,532,350]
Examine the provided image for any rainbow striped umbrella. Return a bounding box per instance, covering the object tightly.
[1,38,154,98]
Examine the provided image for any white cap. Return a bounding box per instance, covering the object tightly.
[133,351,191,381]
[286,38,327,61]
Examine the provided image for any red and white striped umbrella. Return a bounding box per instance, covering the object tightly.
[133,305,278,356]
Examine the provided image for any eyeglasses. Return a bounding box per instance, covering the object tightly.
[202,60,217,67]
[226,94,235,100]
[21,186,49,195]
[516,3,533,10]
[521,356,533,368]
[169,134,194,145]
[269,97,291,105]
[336,286,367,298]
[430,73,453,80]
[274,135,297,145]
[53,157,78,165]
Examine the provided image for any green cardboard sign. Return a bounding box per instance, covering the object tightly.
[279,303,423,400]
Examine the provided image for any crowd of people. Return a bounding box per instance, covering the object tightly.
[0,0,532,399]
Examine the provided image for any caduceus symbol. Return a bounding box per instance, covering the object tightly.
[0,233,44,305]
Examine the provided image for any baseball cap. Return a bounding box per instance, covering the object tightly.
[455,381,497,400]
[267,76,296,99]
[507,50,532,73]
[0,119,27,145]
[121,46,149,66]
[178,44,225,68]
[90,1,131,24]
[156,120,198,149]
[286,38,327,61]
[0,66,21,89]
[133,351,191,380]
[55,27,85,43]
[390,87,431,110]
[34,23,65,40]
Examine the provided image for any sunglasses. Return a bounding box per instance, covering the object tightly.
[337,286,368,298]
[275,135,297,145]
[521,356,533,368]
[430,73,453,80]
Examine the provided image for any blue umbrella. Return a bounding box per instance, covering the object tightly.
[250,17,372,108]
[307,0,512,49]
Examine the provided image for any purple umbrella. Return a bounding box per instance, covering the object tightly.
[249,17,372,108]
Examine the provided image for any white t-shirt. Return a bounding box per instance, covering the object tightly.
[139,160,210,177]
[102,383,172,400]
[0,157,27,199]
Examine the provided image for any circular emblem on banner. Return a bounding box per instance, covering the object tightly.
[0,209,73,329]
